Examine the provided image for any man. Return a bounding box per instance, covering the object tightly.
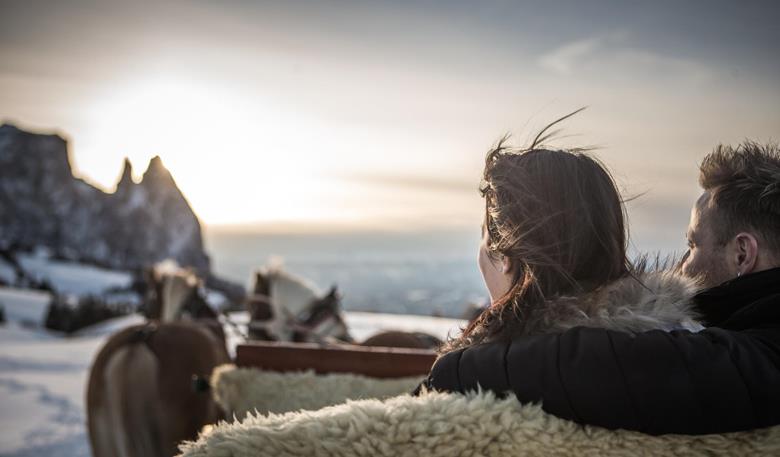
[418,141,780,435]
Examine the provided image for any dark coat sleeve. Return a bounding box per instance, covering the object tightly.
[421,327,780,435]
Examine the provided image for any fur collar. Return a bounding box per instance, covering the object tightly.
[525,270,704,335]
[447,271,704,353]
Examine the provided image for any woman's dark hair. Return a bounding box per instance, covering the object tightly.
[444,110,630,352]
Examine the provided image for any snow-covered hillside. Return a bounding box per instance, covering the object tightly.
[16,253,133,297]
[0,287,51,327]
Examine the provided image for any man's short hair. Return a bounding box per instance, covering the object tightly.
[699,140,780,255]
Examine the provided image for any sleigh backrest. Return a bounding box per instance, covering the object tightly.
[235,341,436,378]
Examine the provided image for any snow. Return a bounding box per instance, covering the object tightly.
[0,380,51,452]
[17,254,133,296]
[101,290,142,307]
[0,322,106,456]
[0,258,15,284]
[0,322,57,343]
[205,289,228,309]
[0,309,463,456]
[73,314,146,338]
[0,286,52,327]
[125,185,148,210]
[345,311,465,342]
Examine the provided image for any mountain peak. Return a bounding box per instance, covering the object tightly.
[117,157,134,190]
[0,123,21,134]
[147,155,166,172]
[149,155,164,168]
[0,122,71,178]
[141,155,174,185]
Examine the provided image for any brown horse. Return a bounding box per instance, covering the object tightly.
[87,266,230,457]
[360,330,442,349]
[87,322,229,457]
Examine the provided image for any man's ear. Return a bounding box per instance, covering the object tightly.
[734,232,759,275]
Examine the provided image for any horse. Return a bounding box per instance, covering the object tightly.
[246,267,442,349]
[246,267,352,343]
[360,330,442,349]
[87,264,230,457]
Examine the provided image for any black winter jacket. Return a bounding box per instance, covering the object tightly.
[417,267,780,435]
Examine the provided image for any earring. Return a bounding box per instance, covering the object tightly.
[737,271,742,278]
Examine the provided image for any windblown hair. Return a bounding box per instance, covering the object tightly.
[443,110,630,352]
[699,141,780,255]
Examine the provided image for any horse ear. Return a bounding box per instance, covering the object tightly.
[252,271,270,296]
[327,285,338,298]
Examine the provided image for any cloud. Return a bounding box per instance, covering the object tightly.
[537,30,713,84]
[538,31,629,75]
[539,36,605,75]
[337,171,478,194]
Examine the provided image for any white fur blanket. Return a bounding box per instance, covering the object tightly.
[182,381,779,456]
[210,365,424,418]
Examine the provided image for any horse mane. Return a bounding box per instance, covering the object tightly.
[149,261,202,322]
[257,266,321,317]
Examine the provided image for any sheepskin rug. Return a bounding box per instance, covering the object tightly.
[180,387,780,457]
[210,365,424,418]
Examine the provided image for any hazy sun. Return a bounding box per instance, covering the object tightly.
[78,77,345,226]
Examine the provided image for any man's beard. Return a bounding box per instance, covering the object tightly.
[699,258,733,289]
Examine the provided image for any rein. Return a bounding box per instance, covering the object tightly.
[219,310,249,340]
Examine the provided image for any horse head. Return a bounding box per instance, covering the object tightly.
[143,261,219,324]
[292,285,353,343]
[247,268,352,343]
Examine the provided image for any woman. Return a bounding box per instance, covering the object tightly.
[438,111,701,356]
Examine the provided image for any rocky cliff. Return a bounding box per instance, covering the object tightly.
[0,124,210,273]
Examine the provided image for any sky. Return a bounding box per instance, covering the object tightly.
[1,0,779,254]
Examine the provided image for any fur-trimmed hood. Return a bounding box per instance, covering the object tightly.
[528,270,703,333]
[447,270,703,352]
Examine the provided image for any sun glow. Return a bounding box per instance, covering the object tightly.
[77,77,348,225]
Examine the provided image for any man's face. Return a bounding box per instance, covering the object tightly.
[681,192,732,288]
